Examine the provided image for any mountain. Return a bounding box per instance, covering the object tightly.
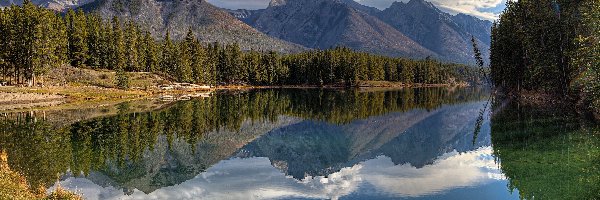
[9,0,493,64]
[339,0,380,15]
[74,0,305,53]
[245,0,436,58]
[0,0,95,10]
[227,8,264,25]
[452,13,493,45]
[376,0,492,64]
[230,0,492,64]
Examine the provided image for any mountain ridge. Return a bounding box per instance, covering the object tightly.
[230,0,492,64]
[376,0,492,64]
[77,0,305,53]
[5,0,493,64]
[247,0,437,59]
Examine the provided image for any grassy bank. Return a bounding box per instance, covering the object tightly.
[0,151,82,200]
[0,66,191,111]
[0,65,473,112]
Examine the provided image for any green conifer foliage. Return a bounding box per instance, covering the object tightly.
[66,9,88,67]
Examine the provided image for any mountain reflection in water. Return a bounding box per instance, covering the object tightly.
[1,88,524,199]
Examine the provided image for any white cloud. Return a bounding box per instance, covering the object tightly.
[355,0,505,20]
[433,0,504,20]
[49,147,513,200]
[206,0,505,20]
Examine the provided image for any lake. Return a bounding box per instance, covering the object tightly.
[1,88,598,200]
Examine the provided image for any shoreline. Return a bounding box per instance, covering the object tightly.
[0,83,471,112]
[497,89,600,122]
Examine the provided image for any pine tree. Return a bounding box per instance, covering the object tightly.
[205,43,218,86]
[0,9,8,83]
[189,31,206,84]
[160,30,177,78]
[11,1,66,86]
[85,14,103,68]
[175,29,194,82]
[226,43,244,84]
[66,9,88,67]
[245,50,262,85]
[124,21,140,71]
[217,44,228,84]
[142,31,159,72]
[110,17,125,71]
[98,19,112,68]
[116,67,129,89]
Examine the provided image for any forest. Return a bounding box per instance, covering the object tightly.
[0,1,484,88]
[490,0,599,112]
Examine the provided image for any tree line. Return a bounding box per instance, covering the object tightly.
[490,0,599,111]
[0,1,484,88]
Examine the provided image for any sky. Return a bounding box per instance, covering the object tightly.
[205,0,507,21]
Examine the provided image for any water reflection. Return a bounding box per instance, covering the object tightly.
[0,88,527,199]
[237,101,492,179]
[51,147,509,200]
[490,100,600,200]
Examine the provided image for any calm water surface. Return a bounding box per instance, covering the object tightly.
[1,88,598,199]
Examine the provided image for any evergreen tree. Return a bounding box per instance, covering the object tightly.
[141,31,159,72]
[189,33,206,84]
[116,67,129,89]
[175,29,193,82]
[226,43,244,84]
[160,30,177,78]
[85,14,103,68]
[0,8,9,83]
[66,9,88,67]
[124,21,140,71]
[109,17,125,70]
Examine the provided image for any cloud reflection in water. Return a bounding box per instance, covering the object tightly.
[51,147,506,200]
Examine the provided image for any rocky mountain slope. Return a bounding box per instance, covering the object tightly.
[339,0,380,15]
[232,0,493,64]
[77,0,304,53]
[376,0,492,64]
[227,8,264,25]
[245,0,436,58]
[3,0,304,53]
[8,0,296,53]
[0,0,94,10]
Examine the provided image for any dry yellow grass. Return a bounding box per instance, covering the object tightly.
[45,65,170,89]
[0,151,82,200]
